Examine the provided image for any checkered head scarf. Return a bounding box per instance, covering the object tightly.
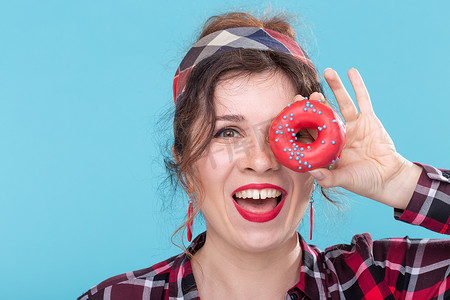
[173,27,315,104]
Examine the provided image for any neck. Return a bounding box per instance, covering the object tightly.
[192,231,302,300]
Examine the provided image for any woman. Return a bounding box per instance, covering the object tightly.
[78,12,449,300]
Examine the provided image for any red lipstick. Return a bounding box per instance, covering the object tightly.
[231,184,287,223]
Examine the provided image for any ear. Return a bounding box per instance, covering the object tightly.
[172,145,180,164]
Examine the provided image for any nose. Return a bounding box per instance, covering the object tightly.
[237,134,281,174]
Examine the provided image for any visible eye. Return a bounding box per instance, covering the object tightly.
[295,129,317,143]
[214,127,241,139]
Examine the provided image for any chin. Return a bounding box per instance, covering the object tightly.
[232,223,295,253]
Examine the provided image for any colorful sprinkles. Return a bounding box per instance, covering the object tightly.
[270,99,345,173]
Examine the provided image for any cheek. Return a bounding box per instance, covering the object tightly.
[290,172,315,210]
[193,145,237,229]
[196,144,234,178]
[300,174,315,196]
[194,143,236,201]
[290,169,315,189]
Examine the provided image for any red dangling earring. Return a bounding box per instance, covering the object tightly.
[187,201,194,242]
[309,197,314,240]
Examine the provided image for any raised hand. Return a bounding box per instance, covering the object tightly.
[308,68,422,209]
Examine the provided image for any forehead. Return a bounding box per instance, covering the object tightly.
[213,71,297,119]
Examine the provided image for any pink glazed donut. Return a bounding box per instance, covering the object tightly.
[269,100,346,173]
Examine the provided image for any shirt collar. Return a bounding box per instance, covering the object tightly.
[175,232,326,299]
[289,234,327,299]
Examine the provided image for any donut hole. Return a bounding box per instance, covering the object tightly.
[295,128,318,144]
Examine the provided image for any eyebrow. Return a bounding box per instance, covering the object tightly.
[215,114,245,122]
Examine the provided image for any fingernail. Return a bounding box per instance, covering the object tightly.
[309,169,324,180]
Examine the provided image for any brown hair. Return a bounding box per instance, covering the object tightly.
[165,12,335,245]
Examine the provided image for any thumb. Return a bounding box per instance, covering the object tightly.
[308,168,341,188]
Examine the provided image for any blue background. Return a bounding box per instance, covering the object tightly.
[0,0,448,299]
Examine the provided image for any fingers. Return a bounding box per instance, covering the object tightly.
[324,68,358,122]
[294,92,326,103]
[309,92,325,102]
[347,68,374,116]
[293,95,307,102]
[309,168,344,188]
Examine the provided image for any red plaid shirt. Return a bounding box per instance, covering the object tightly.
[79,163,450,300]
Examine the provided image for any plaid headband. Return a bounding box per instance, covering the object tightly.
[173,27,314,104]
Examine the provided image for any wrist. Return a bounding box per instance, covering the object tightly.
[379,159,422,210]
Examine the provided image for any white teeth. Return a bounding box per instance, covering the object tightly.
[234,188,282,200]
[235,190,245,199]
[260,189,267,199]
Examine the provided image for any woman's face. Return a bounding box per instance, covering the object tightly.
[194,71,315,252]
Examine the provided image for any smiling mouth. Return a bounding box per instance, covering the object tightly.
[231,185,287,223]
[233,188,283,214]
